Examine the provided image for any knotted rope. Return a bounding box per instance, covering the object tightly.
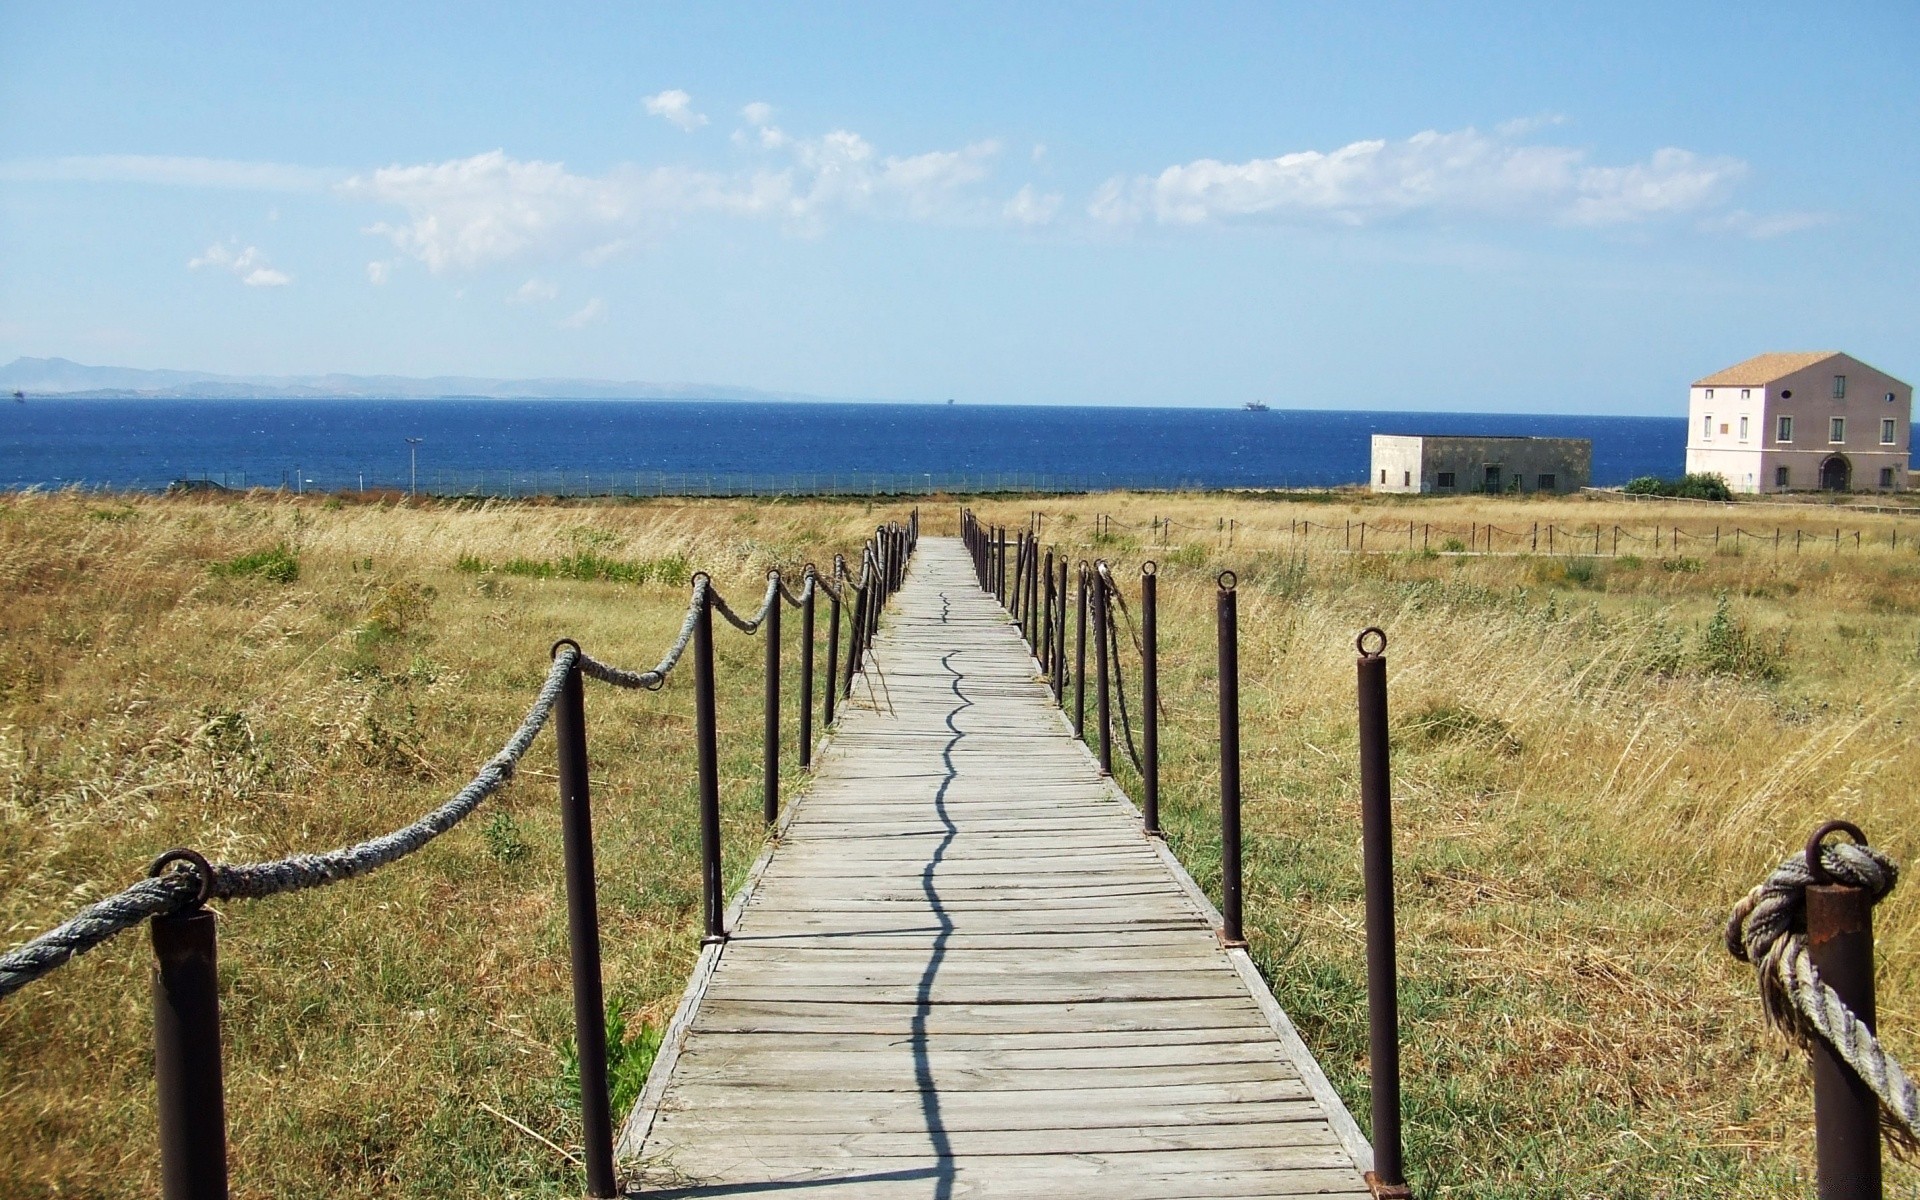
[1726,831,1920,1147]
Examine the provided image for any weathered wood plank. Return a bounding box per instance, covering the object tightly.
[615,537,1371,1195]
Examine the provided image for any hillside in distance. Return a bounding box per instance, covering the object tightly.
[0,357,855,403]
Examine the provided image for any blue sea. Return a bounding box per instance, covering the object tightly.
[0,398,1687,495]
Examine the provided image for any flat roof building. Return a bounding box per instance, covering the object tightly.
[1686,352,1911,493]
[1370,434,1591,495]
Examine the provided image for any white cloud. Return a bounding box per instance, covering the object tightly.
[1031,143,1048,163]
[644,89,708,132]
[345,130,1006,270]
[366,261,390,285]
[189,242,291,286]
[1091,125,1748,230]
[1699,208,1833,239]
[559,297,606,328]
[742,102,774,126]
[509,278,559,304]
[1003,184,1063,227]
[1,154,337,191]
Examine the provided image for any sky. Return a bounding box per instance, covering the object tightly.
[1,2,1916,413]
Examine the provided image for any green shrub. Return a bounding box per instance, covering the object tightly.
[1623,474,1733,502]
[213,543,299,583]
[1697,593,1786,680]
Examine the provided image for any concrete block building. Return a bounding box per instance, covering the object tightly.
[1687,352,1911,493]
[1369,435,1591,495]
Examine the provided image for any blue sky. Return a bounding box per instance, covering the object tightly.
[2,2,1915,412]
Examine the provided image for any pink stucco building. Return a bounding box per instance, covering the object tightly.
[1686,352,1912,493]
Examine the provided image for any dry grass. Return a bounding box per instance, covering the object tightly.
[6,486,1920,1197]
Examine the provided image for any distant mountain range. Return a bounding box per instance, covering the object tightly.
[0,357,859,403]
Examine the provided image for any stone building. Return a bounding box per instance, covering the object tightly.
[1686,352,1911,493]
[1369,434,1591,495]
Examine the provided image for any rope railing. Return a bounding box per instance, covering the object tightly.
[0,507,922,1199]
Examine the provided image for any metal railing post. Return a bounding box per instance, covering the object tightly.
[692,579,726,943]
[1094,564,1113,775]
[1041,549,1055,672]
[764,571,782,825]
[1052,556,1067,703]
[800,567,816,769]
[1217,572,1245,948]
[1356,628,1410,1199]
[824,558,843,723]
[1142,562,1160,835]
[551,645,618,1197]
[148,850,230,1200]
[1806,821,1882,1199]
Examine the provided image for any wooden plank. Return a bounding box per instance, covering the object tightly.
[616,537,1371,1196]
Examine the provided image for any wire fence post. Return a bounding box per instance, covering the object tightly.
[800,567,816,769]
[1142,562,1160,836]
[550,644,617,1197]
[149,862,230,1200]
[692,579,726,944]
[1094,563,1113,776]
[1806,822,1882,1199]
[1356,628,1411,1199]
[1216,572,1245,948]
[764,571,782,826]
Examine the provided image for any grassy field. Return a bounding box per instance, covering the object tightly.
[4,487,1920,1197]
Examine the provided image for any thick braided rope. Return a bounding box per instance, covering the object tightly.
[710,575,781,633]
[1727,840,1920,1142]
[0,649,576,1001]
[577,578,707,691]
[1092,564,1144,772]
[775,570,815,609]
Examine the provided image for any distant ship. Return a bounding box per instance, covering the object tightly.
[1243,401,1270,412]
[11,390,22,403]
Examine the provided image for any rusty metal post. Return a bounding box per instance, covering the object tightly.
[1356,628,1410,1199]
[1094,565,1113,775]
[824,559,843,725]
[1013,531,1027,629]
[550,646,618,1197]
[148,850,229,1200]
[1073,563,1089,738]
[1216,572,1245,948]
[1142,562,1161,835]
[800,567,816,769]
[1806,821,1881,1200]
[692,579,726,944]
[1041,549,1056,673]
[996,526,1007,604]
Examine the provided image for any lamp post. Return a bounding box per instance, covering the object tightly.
[405,438,423,498]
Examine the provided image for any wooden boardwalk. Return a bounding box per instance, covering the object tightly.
[618,537,1374,1198]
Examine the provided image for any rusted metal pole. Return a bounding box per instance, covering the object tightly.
[763,572,782,825]
[1216,572,1244,948]
[1356,628,1410,1199]
[1094,565,1113,775]
[1041,549,1056,673]
[1052,556,1068,704]
[692,580,726,943]
[148,851,229,1200]
[799,567,816,769]
[1806,821,1881,1200]
[551,647,618,1197]
[1142,562,1160,835]
[1073,562,1089,738]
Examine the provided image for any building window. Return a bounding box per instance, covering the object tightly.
[1830,417,1846,442]
[1883,418,1897,445]
[1881,468,1897,488]
[1739,416,1749,441]
[1379,468,1387,484]
[1702,414,1713,440]
[1436,471,1456,488]
[1705,388,1716,399]
[1720,423,1730,435]
[1833,375,1847,399]
[1777,415,1793,442]
[1889,392,1899,404]
[1538,473,1556,491]
[1776,465,1790,487]
[1403,471,1411,486]
[1741,388,1751,400]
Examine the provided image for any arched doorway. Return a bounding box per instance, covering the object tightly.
[1820,455,1852,491]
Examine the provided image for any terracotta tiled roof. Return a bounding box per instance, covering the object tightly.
[1693,352,1839,387]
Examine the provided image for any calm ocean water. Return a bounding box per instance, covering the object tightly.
[0,398,1687,494]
